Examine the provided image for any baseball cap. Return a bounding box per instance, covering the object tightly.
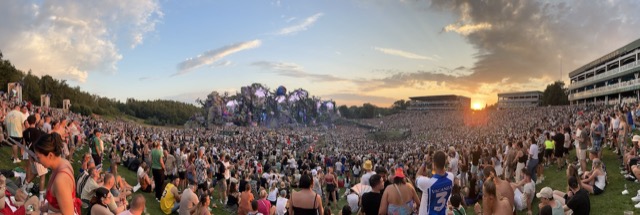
[536,187,553,199]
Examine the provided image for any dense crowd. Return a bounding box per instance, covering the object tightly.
[2,91,640,215]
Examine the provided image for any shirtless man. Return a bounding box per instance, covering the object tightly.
[483,166,515,214]
[475,177,512,215]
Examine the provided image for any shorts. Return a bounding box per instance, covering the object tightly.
[8,136,22,146]
[554,148,564,158]
[545,149,553,158]
[198,183,208,191]
[577,148,587,160]
[593,140,603,152]
[594,186,604,195]
[563,147,570,155]
[326,183,336,193]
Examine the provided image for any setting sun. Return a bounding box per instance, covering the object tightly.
[472,102,483,110]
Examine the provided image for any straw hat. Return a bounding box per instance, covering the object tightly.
[363,160,373,171]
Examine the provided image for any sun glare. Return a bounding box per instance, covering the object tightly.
[472,102,483,110]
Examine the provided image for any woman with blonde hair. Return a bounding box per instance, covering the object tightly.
[580,159,606,195]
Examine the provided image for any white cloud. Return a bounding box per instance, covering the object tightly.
[443,22,492,35]
[252,61,346,82]
[176,40,261,75]
[277,13,323,35]
[374,47,435,60]
[0,0,162,82]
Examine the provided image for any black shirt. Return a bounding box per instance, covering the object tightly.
[566,189,590,215]
[361,192,382,215]
[23,127,44,147]
[553,133,565,150]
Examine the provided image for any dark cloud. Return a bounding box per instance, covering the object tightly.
[251,61,347,82]
[363,0,640,92]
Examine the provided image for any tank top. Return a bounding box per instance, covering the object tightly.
[518,152,527,163]
[292,193,319,215]
[160,183,177,214]
[45,164,80,215]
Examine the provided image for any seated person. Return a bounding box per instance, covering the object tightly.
[551,164,579,205]
[537,187,564,215]
[137,163,153,193]
[88,187,113,215]
[80,153,94,174]
[510,168,535,213]
[0,175,40,215]
[114,175,132,199]
[81,167,103,204]
[447,193,466,215]
[580,159,606,195]
[160,177,182,214]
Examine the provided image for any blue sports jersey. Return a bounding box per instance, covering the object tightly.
[416,172,455,215]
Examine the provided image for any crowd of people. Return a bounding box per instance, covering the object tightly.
[1,91,640,215]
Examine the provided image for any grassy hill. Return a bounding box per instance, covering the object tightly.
[0,140,635,215]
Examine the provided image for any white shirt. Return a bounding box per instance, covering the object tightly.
[346,193,360,213]
[275,197,288,215]
[267,188,278,202]
[360,171,375,186]
[529,144,539,160]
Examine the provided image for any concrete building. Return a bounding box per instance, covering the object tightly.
[408,95,470,111]
[568,38,640,105]
[497,91,543,108]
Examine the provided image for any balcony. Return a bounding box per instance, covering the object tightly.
[569,78,640,100]
[569,61,640,90]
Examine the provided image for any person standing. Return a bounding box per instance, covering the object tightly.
[151,141,165,201]
[36,133,80,215]
[91,129,105,167]
[360,174,384,215]
[4,103,26,163]
[416,151,454,215]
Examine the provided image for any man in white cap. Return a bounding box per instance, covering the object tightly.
[536,187,564,214]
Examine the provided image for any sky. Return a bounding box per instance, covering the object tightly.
[1,0,640,107]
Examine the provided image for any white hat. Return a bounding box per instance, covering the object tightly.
[633,135,640,142]
[311,169,318,176]
[536,187,553,199]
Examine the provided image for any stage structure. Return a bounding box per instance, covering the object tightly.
[63,99,71,113]
[40,94,51,107]
[7,82,22,103]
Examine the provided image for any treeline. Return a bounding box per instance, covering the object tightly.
[337,99,410,119]
[0,52,200,126]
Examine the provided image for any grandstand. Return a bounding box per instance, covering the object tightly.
[497,91,542,108]
[568,38,640,105]
[407,94,470,111]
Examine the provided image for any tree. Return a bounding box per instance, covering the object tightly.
[392,99,409,110]
[542,81,569,106]
[360,103,376,118]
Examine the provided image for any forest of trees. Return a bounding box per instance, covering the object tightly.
[337,99,409,119]
[0,51,200,126]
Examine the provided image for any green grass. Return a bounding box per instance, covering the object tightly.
[462,146,638,215]
[4,141,635,215]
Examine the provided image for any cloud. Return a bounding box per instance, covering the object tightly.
[443,22,492,35]
[374,47,435,60]
[426,0,640,87]
[251,61,346,82]
[176,40,261,75]
[360,0,640,96]
[277,13,323,35]
[0,1,162,82]
[322,93,397,106]
[211,60,232,68]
